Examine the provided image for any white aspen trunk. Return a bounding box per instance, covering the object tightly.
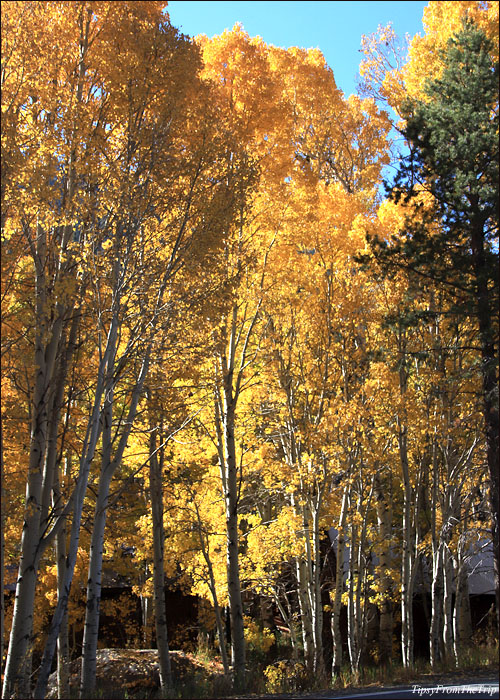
[149,429,172,695]
[274,591,299,661]
[331,487,348,676]
[214,321,246,690]
[400,447,414,667]
[302,501,321,673]
[55,521,70,700]
[3,12,94,692]
[2,224,60,699]
[211,584,230,677]
[398,353,415,669]
[429,433,441,669]
[215,295,263,690]
[0,418,4,678]
[4,11,92,688]
[311,502,324,675]
[193,496,230,676]
[39,313,77,542]
[354,542,366,673]
[80,394,114,699]
[442,542,455,663]
[42,325,78,700]
[222,397,246,689]
[352,481,373,673]
[347,514,359,674]
[374,474,393,665]
[80,351,151,698]
[141,593,153,648]
[295,554,314,668]
[408,491,421,668]
[430,542,443,668]
[33,315,118,700]
[53,461,70,700]
[289,489,314,670]
[34,417,102,699]
[201,555,230,676]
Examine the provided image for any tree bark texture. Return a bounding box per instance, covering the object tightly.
[374,474,393,665]
[33,317,119,700]
[80,351,150,698]
[471,220,500,637]
[222,397,246,689]
[149,429,173,694]
[331,486,348,677]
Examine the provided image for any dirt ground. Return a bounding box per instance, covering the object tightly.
[46,648,226,698]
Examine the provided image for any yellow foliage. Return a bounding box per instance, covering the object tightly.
[359,1,498,115]
[243,616,275,654]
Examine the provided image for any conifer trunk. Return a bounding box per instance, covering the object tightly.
[453,543,472,662]
[471,220,500,637]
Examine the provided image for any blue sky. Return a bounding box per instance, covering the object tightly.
[167,1,429,98]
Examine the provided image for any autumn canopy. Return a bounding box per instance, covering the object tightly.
[1,1,498,698]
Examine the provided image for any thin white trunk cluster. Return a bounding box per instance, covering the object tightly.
[3,222,85,699]
[292,493,325,675]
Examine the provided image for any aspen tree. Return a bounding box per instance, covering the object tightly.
[331,486,349,676]
[373,471,394,665]
[78,22,242,698]
[2,2,114,692]
[0,2,236,696]
[148,423,173,694]
[195,25,288,688]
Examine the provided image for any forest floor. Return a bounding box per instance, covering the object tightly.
[245,667,499,698]
[45,649,498,699]
[46,648,228,699]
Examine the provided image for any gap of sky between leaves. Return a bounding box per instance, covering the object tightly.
[166,0,429,99]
